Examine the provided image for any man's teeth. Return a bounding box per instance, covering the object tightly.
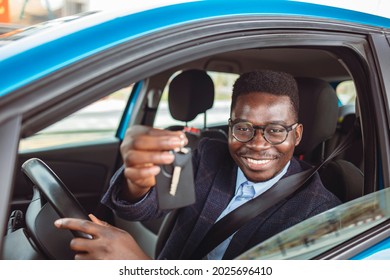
[246,158,272,165]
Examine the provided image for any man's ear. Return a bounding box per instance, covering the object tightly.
[294,123,303,146]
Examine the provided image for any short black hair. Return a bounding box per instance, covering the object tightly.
[231,70,299,121]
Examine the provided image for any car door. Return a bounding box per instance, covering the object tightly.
[11,83,139,218]
[2,8,390,259]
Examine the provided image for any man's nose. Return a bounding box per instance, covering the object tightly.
[248,129,271,148]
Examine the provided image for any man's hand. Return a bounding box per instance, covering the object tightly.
[120,125,188,202]
[54,214,151,260]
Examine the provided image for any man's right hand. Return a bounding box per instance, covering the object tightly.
[119,125,188,202]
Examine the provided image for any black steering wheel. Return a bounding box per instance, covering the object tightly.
[20,158,91,259]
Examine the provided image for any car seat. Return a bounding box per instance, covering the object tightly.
[294,77,339,164]
[166,69,227,149]
[155,76,364,258]
[153,69,228,257]
[136,69,229,257]
[326,112,363,170]
[320,105,364,202]
[295,77,363,202]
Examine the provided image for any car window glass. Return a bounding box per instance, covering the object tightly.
[236,188,390,260]
[19,85,132,151]
[153,71,238,129]
[336,80,356,106]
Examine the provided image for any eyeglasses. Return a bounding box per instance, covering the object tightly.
[228,118,298,145]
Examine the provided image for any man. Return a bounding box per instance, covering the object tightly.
[55,70,340,260]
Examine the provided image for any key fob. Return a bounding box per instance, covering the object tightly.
[155,148,196,210]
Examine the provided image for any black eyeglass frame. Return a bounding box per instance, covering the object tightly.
[228,118,299,145]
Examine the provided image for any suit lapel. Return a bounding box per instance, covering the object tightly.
[223,158,304,259]
[180,158,237,258]
[222,197,289,259]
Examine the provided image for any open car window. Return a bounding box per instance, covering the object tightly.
[236,188,390,260]
[19,85,132,151]
[154,71,238,129]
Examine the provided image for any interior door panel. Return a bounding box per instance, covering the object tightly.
[12,139,121,216]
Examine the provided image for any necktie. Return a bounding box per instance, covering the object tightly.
[207,181,255,259]
[227,181,255,212]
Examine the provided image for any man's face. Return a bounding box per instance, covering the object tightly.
[228,92,303,182]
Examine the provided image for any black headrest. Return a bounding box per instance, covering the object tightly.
[295,77,338,155]
[340,113,356,134]
[168,69,214,122]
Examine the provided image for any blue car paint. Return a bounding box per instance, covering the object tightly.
[117,81,143,140]
[1,0,390,98]
[351,236,390,260]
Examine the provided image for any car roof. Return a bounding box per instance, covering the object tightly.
[1,0,390,97]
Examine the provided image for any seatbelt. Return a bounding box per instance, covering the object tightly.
[190,128,358,259]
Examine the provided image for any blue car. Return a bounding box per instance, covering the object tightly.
[1,0,390,260]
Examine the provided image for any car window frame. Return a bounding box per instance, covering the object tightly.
[368,33,390,190]
[0,116,22,242]
[236,188,390,260]
[1,15,388,255]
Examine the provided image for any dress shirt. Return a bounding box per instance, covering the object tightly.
[207,161,291,260]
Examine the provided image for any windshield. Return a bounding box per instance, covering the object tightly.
[236,188,390,260]
[0,12,97,47]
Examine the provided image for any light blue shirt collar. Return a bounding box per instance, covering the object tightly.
[207,161,292,260]
[235,160,291,198]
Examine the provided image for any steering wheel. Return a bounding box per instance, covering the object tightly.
[20,158,92,259]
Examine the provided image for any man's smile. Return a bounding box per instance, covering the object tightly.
[242,156,277,170]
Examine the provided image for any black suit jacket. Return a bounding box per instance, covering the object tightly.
[102,138,340,259]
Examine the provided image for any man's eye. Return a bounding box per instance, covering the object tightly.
[268,127,285,134]
[235,125,251,132]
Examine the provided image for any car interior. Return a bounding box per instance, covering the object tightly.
[2,45,370,259]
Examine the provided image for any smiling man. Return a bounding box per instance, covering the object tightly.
[55,70,340,260]
[228,70,302,183]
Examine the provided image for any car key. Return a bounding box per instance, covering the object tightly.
[156,147,196,210]
[169,165,182,196]
[169,147,190,196]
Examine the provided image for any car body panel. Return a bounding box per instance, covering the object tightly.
[352,237,390,259]
[1,0,390,97]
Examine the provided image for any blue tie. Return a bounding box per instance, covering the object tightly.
[207,181,255,260]
[227,181,255,212]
